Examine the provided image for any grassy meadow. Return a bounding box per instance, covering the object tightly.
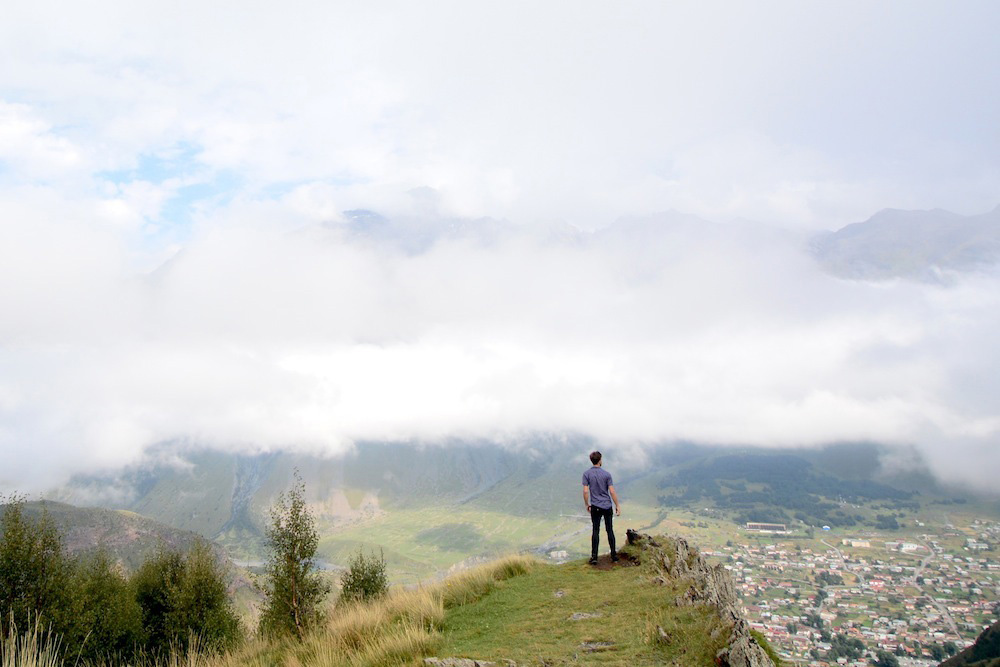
[3,543,742,667]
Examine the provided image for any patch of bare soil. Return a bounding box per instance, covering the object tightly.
[590,552,639,571]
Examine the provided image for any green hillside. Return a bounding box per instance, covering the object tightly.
[941,620,1000,667]
[14,500,227,572]
[49,442,998,584]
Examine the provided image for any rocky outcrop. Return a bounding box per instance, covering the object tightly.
[628,530,775,667]
[717,618,776,667]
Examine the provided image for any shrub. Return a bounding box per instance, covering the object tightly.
[872,648,900,667]
[69,549,144,663]
[339,548,388,605]
[132,540,241,656]
[132,547,186,656]
[169,540,241,653]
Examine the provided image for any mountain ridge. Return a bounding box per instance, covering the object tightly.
[813,205,1000,281]
[9,500,228,572]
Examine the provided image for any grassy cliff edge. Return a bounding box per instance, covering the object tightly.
[3,532,775,666]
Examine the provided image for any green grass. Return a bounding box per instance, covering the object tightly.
[313,495,670,587]
[436,548,731,666]
[318,506,584,583]
[1,548,743,667]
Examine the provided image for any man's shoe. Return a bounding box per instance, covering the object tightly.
[588,557,598,565]
[611,554,620,563]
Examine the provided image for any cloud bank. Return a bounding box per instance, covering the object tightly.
[1,1,999,491]
[2,207,1000,491]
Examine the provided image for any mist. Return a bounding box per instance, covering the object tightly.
[2,207,999,492]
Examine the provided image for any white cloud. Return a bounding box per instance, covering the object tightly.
[1,209,999,491]
[0,102,83,179]
[0,1,999,491]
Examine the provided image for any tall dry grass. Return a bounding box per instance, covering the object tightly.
[438,555,535,609]
[246,553,535,667]
[2,554,537,667]
[0,623,62,667]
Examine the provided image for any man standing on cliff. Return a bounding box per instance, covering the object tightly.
[582,451,621,565]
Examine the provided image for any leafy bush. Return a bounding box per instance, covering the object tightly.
[828,633,865,660]
[169,540,241,653]
[340,548,389,605]
[816,571,844,586]
[875,514,900,530]
[132,541,241,656]
[132,547,185,655]
[69,549,144,663]
[872,648,900,667]
[2,496,242,663]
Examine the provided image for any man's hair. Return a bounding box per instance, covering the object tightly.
[589,451,602,465]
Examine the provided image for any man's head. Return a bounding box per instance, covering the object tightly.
[589,451,602,466]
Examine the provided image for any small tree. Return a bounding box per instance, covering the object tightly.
[132,541,240,656]
[70,549,144,663]
[871,649,899,667]
[169,540,241,652]
[0,496,72,635]
[258,470,330,639]
[132,548,185,656]
[339,548,388,604]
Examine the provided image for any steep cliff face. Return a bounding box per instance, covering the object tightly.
[629,529,776,667]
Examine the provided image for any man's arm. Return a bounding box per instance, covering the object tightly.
[582,485,590,512]
[609,485,621,516]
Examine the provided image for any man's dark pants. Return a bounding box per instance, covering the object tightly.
[590,506,615,559]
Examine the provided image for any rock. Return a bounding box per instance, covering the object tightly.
[676,561,739,618]
[627,531,775,667]
[423,659,496,667]
[656,626,671,644]
[568,611,602,620]
[553,589,565,598]
[626,528,659,547]
[579,641,615,652]
[716,619,775,667]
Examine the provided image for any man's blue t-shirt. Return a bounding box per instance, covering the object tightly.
[582,466,613,510]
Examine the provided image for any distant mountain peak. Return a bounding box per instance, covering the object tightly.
[812,205,1000,282]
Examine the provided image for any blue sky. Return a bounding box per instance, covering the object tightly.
[1,1,999,491]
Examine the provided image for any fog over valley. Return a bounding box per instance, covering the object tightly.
[2,205,1000,493]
